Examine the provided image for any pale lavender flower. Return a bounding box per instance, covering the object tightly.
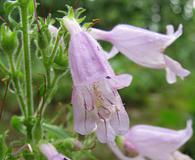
[63,17,132,143]
[39,143,71,160]
[89,24,190,84]
[48,24,58,37]
[123,120,193,160]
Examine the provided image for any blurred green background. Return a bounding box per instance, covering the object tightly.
[0,0,195,159]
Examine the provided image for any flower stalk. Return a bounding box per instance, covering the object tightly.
[19,2,34,142]
[20,4,34,117]
[8,54,27,117]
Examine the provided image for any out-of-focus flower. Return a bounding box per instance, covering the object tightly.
[39,143,71,160]
[89,24,190,84]
[63,17,132,143]
[48,25,58,37]
[123,120,193,160]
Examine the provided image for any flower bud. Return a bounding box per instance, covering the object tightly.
[40,143,71,160]
[54,46,68,69]
[0,25,18,54]
[37,28,51,50]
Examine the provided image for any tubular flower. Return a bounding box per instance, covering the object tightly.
[89,24,190,84]
[123,120,193,160]
[63,17,132,143]
[39,143,71,160]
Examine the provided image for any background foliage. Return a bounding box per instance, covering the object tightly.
[0,0,195,159]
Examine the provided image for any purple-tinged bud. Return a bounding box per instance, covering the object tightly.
[39,143,71,160]
[48,25,58,38]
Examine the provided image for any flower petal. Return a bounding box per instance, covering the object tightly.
[125,120,193,160]
[106,46,119,59]
[165,67,177,84]
[39,143,71,160]
[72,88,97,135]
[109,74,133,89]
[51,154,71,160]
[48,25,58,38]
[69,31,119,85]
[164,55,190,83]
[39,144,58,159]
[89,24,190,83]
[165,24,183,48]
[96,119,116,143]
[110,93,129,135]
[173,151,193,160]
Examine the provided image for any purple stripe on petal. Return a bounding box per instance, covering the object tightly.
[96,119,116,143]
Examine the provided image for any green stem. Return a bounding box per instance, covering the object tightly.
[16,50,23,69]
[8,55,27,117]
[43,28,62,93]
[0,59,9,74]
[46,66,51,88]
[42,49,51,89]
[20,6,34,117]
[37,69,69,116]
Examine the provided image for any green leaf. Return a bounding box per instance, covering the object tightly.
[75,7,86,18]
[66,5,74,18]
[77,16,86,23]
[3,1,18,15]
[11,116,26,135]
[28,0,34,16]
[32,118,42,142]
[0,132,8,159]
[43,123,69,139]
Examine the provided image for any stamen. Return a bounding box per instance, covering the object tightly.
[93,83,104,108]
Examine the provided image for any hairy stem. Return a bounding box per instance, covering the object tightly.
[20,3,34,142]
[8,55,27,117]
[20,5,34,117]
[46,66,51,88]
[0,59,9,74]
[37,69,69,116]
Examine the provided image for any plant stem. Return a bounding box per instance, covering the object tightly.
[44,28,62,91]
[0,59,9,74]
[8,55,27,117]
[37,69,69,116]
[20,5,34,117]
[20,4,34,142]
[46,66,51,88]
